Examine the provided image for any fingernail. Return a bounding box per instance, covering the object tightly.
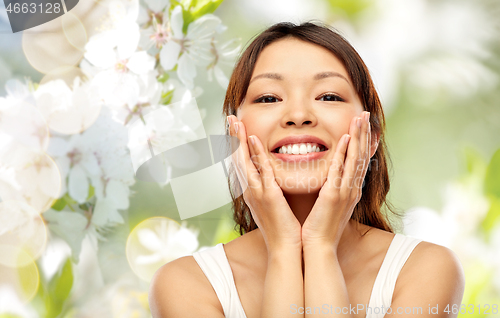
[345,134,351,145]
[357,117,361,128]
[365,112,370,123]
[234,122,239,133]
[250,135,255,145]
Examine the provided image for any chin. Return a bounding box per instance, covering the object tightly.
[281,186,321,195]
[274,170,327,195]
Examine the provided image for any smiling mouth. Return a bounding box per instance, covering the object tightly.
[271,144,329,154]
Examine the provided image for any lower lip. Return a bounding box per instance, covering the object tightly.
[271,150,328,162]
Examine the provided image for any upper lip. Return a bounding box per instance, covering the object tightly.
[270,135,329,152]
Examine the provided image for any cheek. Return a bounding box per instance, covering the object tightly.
[326,114,356,145]
[241,114,274,145]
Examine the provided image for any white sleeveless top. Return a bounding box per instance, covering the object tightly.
[192,233,422,318]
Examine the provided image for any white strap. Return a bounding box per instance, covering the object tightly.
[366,234,422,318]
[192,243,247,318]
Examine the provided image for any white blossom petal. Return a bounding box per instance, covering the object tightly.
[144,0,169,13]
[81,154,100,177]
[127,51,155,75]
[116,22,140,60]
[186,14,221,40]
[92,198,124,227]
[137,5,149,25]
[105,180,130,210]
[170,6,184,39]
[43,210,88,262]
[47,137,70,157]
[68,165,89,203]
[160,41,182,71]
[84,31,118,69]
[54,156,70,198]
[177,53,197,89]
[91,71,140,108]
[213,65,229,89]
[138,71,161,105]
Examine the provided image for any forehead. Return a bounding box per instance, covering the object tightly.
[251,37,350,81]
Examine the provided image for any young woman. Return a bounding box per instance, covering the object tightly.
[149,22,465,318]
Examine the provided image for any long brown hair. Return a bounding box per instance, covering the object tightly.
[222,21,401,235]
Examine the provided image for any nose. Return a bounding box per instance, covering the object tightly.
[281,95,317,128]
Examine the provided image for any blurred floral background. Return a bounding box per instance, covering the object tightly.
[0,0,499,317]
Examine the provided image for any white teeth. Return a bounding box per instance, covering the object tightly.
[278,143,325,155]
[299,144,307,154]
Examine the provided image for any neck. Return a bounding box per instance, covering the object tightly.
[283,191,319,226]
[252,192,368,261]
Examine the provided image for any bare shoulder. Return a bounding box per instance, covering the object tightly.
[149,255,225,318]
[399,240,465,288]
[390,240,466,317]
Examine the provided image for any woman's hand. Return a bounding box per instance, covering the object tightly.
[228,115,302,254]
[301,111,372,251]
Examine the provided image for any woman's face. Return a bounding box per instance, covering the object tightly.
[236,37,372,195]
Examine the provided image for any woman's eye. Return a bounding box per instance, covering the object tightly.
[255,95,280,103]
[318,94,344,102]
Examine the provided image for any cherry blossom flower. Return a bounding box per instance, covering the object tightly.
[206,38,241,89]
[159,5,222,88]
[47,107,135,212]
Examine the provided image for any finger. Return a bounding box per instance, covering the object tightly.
[356,111,370,190]
[341,115,362,194]
[323,133,351,193]
[233,119,262,191]
[248,134,279,191]
[247,135,261,174]
[227,115,252,192]
[363,113,372,185]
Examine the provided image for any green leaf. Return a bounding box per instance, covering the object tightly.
[160,89,174,105]
[481,195,500,235]
[484,148,500,198]
[51,197,66,211]
[463,146,486,175]
[51,192,85,211]
[157,73,170,83]
[182,0,224,33]
[46,258,73,318]
[87,184,95,200]
[180,0,193,8]
[62,193,78,206]
[480,148,500,235]
[30,269,48,317]
[182,10,195,34]
[191,0,224,18]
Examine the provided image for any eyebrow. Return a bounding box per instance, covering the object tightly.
[313,71,349,83]
[249,73,283,84]
[249,71,350,84]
